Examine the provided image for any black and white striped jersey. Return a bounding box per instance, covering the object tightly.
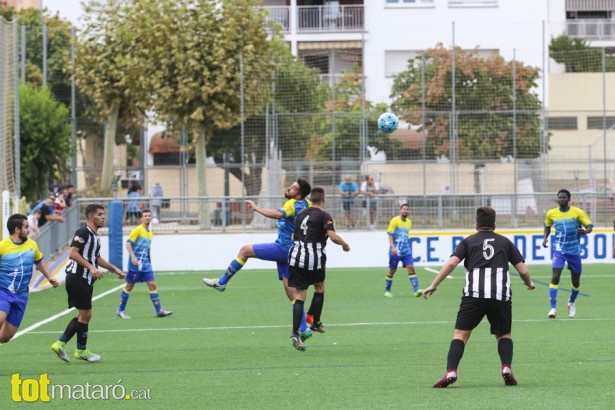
[65,225,101,285]
[452,230,525,301]
[288,207,335,271]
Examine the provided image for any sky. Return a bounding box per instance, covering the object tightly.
[43,0,85,27]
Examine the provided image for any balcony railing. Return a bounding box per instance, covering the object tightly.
[263,5,364,34]
[567,19,615,40]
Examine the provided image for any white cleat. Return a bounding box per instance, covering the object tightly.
[567,302,576,318]
[547,308,557,319]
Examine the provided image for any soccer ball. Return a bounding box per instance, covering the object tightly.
[377,112,399,133]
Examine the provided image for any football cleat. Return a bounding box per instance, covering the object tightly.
[567,302,576,318]
[202,277,226,292]
[291,334,306,351]
[51,341,70,362]
[548,308,557,319]
[74,349,101,362]
[433,371,457,388]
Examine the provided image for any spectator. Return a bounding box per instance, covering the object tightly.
[339,175,358,229]
[63,185,75,208]
[27,209,42,236]
[49,178,63,196]
[360,175,380,230]
[38,195,65,228]
[150,182,164,223]
[126,187,143,225]
[54,192,67,214]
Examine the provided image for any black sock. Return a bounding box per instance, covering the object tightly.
[498,338,513,366]
[446,339,465,371]
[76,322,89,350]
[310,292,325,323]
[60,317,79,343]
[292,300,304,335]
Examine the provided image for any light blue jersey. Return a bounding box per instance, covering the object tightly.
[544,206,592,255]
[387,215,412,257]
[126,225,153,272]
[275,198,310,251]
[0,237,43,294]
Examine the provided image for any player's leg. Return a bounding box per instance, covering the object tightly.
[404,259,422,296]
[548,252,565,318]
[306,281,325,327]
[385,257,398,297]
[202,243,257,290]
[288,267,308,351]
[146,277,172,317]
[487,299,517,385]
[308,270,326,333]
[117,279,136,318]
[434,297,482,388]
[0,293,23,343]
[567,255,582,318]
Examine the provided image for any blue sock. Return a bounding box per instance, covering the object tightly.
[299,305,308,332]
[218,258,245,286]
[408,275,420,292]
[118,287,131,311]
[385,277,393,292]
[149,291,162,314]
[569,286,580,303]
[549,285,558,309]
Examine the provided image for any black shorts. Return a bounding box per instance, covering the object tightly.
[288,266,325,290]
[65,273,94,310]
[342,201,354,211]
[454,296,512,336]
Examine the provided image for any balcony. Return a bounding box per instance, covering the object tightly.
[567,19,615,40]
[263,5,364,34]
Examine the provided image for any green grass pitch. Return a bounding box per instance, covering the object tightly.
[2,265,614,409]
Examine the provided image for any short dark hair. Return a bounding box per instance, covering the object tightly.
[85,204,104,218]
[476,207,496,228]
[557,189,571,200]
[400,203,409,209]
[141,209,152,215]
[7,214,27,234]
[296,178,311,199]
[310,186,325,204]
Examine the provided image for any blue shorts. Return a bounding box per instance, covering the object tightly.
[253,243,289,280]
[389,253,414,270]
[0,288,28,328]
[126,270,156,284]
[552,252,582,274]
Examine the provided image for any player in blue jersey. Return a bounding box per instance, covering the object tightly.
[117,209,172,319]
[203,178,313,336]
[383,204,422,298]
[0,214,58,344]
[542,189,593,319]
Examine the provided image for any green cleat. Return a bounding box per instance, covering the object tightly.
[414,289,423,297]
[51,341,70,362]
[384,291,393,298]
[299,328,312,342]
[74,349,101,362]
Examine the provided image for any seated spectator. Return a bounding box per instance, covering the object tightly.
[38,194,65,228]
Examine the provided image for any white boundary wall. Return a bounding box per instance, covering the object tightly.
[101,228,615,271]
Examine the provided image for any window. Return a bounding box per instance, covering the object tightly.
[386,0,434,6]
[546,117,578,130]
[587,116,615,129]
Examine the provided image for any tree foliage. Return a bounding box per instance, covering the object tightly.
[390,44,544,162]
[549,34,615,72]
[19,83,72,201]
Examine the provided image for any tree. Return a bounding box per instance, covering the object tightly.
[549,34,615,72]
[19,83,72,201]
[390,44,544,192]
[129,0,280,226]
[75,0,147,195]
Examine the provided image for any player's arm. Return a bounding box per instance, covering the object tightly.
[423,255,461,299]
[97,255,126,279]
[327,230,350,252]
[542,225,551,248]
[388,233,397,256]
[125,241,138,266]
[245,200,284,220]
[35,259,59,288]
[514,261,535,290]
[69,246,98,275]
